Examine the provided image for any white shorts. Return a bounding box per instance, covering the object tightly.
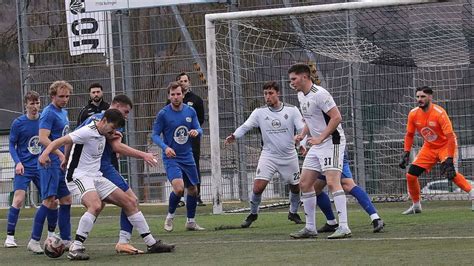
[255,156,300,185]
[67,174,118,201]
[302,139,345,173]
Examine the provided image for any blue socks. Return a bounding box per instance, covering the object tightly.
[250,193,262,214]
[7,206,20,236]
[350,186,377,216]
[31,204,49,241]
[168,191,180,214]
[58,204,71,241]
[47,208,58,233]
[316,192,336,221]
[186,194,198,219]
[289,191,300,214]
[120,209,133,233]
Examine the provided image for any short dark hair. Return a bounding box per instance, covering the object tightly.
[262,81,280,92]
[176,72,189,81]
[103,109,125,128]
[112,94,133,109]
[416,86,433,95]
[24,90,40,104]
[288,63,311,77]
[167,81,183,94]
[89,83,103,92]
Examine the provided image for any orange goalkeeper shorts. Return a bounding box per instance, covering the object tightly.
[412,144,458,172]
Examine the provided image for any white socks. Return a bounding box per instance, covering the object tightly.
[301,192,317,231]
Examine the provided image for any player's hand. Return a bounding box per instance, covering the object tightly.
[307,136,323,146]
[294,134,304,144]
[165,147,176,158]
[15,162,25,175]
[39,154,51,167]
[298,145,307,156]
[189,129,199,138]
[399,151,410,169]
[143,152,159,167]
[224,134,235,145]
[441,157,456,180]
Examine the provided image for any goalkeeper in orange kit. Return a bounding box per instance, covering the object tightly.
[399,86,473,214]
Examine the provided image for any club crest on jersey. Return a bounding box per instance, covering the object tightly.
[174,126,189,144]
[284,114,288,120]
[62,125,70,136]
[301,103,308,114]
[187,101,194,107]
[27,136,42,155]
[428,121,437,127]
[271,119,281,128]
[420,127,438,142]
[186,117,192,122]
[98,143,104,153]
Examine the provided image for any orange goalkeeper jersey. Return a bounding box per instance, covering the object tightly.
[406,103,456,149]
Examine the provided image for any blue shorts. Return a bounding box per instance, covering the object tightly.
[13,169,41,192]
[101,164,129,192]
[164,160,199,188]
[318,161,353,181]
[39,167,70,200]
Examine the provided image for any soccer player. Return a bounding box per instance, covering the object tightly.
[152,81,205,232]
[315,150,385,233]
[27,81,73,253]
[80,94,160,254]
[399,86,474,213]
[39,109,174,260]
[175,72,206,207]
[224,81,305,227]
[289,63,351,239]
[4,91,55,248]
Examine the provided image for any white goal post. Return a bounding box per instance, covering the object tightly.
[205,0,466,214]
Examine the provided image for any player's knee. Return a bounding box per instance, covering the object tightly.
[408,165,425,177]
[187,186,198,196]
[289,184,300,194]
[88,202,103,216]
[11,197,25,208]
[341,180,356,192]
[43,197,58,209]
[59,195,72,205]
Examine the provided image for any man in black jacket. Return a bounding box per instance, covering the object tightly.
[77,83,110,126]
[176,72,206,206]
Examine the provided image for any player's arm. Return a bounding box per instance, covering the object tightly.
[151,110,168,151]
[109,140,158,166]
[399,111,416,169]
[8,120,23,175]
[308,106,342,146]
[438,111,456,179]
[38,135,73,167]
[39,128,65,161]
[225,109,258,144]
[195,96,205,126]
[189,109,203,138]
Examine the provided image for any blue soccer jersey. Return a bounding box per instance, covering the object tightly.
[9,114,42,170]
[38,103,70,168]
[152,104,202,163]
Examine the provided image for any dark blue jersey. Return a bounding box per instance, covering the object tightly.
[152,104,203,163]
[9,115,42,170]
[38,103,69,168]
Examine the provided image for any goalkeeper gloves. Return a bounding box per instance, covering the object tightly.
[399,151,410,169]
[441,157,456,180]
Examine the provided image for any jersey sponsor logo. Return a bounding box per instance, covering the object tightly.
[271,119,281,129]
[186,117,192,122]
[62,125,70,136]
[420,126,438,142]
[173,126,189,145]
[27,136,42,155]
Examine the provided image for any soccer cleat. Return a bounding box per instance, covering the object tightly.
[164,217,174,232]
[241,213,258,228]
[327,226,352,239]
[115,243,144,255]
[27,239,44,254]
[197,197,206,207]
[289,227,318,239]
[177,200,186,208]
[185,221,206,231]
[287,212,304,224]
[372,219,385,233]
[317,223,339,233]
[67,245,90,260]
[147,240,175,253]
[63,240,72,251]
[402,204,422,215]
[4,237,17,248]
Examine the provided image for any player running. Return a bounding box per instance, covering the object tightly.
[289,63,351,239]
[225,81,305,228]
[399,86,474,213]
[152,81,205,232]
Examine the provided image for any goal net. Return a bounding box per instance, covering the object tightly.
[205,0,474,212]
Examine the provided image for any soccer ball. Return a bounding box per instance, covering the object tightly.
[43,235,66,258]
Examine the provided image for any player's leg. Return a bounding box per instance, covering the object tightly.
[241,157,273,228]
[163,161,184,232]
[290,148,319,239]
[5,172,32,248]
[314,178,339,233]
[192,138,205,206]
[279,157,304,224]
[182,163,205,230]
[31,173,59,240]
[57,169,72,248]
[28,168,60,254]
[104,182,174,253]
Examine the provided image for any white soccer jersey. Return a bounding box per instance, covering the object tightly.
[297,84,345,144]
[233,103,305,159]
[66,122,105,180]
